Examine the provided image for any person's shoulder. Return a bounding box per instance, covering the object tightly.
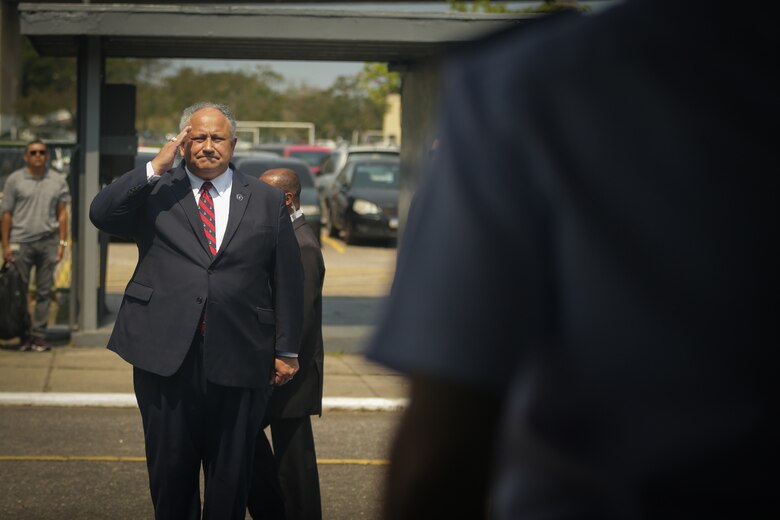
[2,169,25,192]
[450,9,581,57]
[6,168,26,181]
[295,221,320,249]
[445,3,634,85]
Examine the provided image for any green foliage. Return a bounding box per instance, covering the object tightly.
[449,0,510,13]
[15,38,76,123]
[106,58,168,85]
[448,0,587,14]
[16,39,393,143]
[357,63,401,108]
[320,73,385,140]
[524,1,589,14]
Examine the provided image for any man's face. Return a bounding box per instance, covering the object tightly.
[24,143,48,169]
[180,108,237,179]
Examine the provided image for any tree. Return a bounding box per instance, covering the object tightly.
[321,73,385,141]
[106,58,169,85]
[449,0,585,14]
[357,63,401,108]
[15,40,400,145]
[15,38,76,128]
[128,65,284,138]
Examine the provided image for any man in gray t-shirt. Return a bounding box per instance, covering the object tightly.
[1,139,70,351]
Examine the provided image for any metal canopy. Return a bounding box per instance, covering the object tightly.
[19,3,534,62]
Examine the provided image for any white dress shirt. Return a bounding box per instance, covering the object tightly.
[290,206,304,222]
[184,168,232,252]
[146,162,232,251]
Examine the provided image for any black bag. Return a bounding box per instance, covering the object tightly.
[0,261,31,339]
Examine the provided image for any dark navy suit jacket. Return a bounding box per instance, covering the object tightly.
[90,163,304,389]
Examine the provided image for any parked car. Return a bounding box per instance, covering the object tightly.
[252,143,286,156]
[324,157,400,245]
[318,144,399,185]
[317,144,400,228]
[231,154,322,243]
[282,144,332,176]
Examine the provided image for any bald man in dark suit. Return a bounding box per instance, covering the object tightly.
[249,168,325,520]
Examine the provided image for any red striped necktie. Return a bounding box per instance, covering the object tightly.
[197,181,216,335]
[199,181,217,256]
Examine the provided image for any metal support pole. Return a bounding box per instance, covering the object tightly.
[0,2,21,138]
[76,36,102,331]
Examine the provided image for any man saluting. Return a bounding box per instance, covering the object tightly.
[90,102,303,520]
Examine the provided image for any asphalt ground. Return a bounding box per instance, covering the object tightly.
[0,406,398,519]
[0,236,403,518]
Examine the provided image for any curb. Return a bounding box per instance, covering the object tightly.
[0,393,407,412]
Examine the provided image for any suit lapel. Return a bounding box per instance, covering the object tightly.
[169,164,214,261]
[217,166,251,259]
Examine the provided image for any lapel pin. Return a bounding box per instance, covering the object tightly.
[236,193,244,201]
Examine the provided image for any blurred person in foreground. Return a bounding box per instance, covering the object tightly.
[90,102,304,519]
[366,1,776,519]
[1,139,69,351]
[249,168,325,520]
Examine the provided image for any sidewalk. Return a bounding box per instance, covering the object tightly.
[0,344,409,411]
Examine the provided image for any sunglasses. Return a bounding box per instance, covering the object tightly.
[28,150,48,156]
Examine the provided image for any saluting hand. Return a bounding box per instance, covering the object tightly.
[150,125,191,176]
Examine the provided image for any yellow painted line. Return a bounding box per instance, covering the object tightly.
[318,458,389,466]
[0,455,146,462]
[0,455,389,465]
[321,235,345,253]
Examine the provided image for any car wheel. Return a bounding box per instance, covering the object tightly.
[344,221,358,245]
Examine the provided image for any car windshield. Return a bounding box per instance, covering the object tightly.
[351,163,400,189]
[289,151,330,167]
[348,151,398,162]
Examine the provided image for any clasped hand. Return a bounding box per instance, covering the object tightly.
[274,356,299,386]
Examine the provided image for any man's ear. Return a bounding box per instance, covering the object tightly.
[284,192,294,207]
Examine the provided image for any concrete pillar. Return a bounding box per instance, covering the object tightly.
[398,59,441,241]
[0,1,20,138]
[74,36,102,332]
[382,93,401,146]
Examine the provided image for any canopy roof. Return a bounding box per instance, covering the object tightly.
[20,3,534,62]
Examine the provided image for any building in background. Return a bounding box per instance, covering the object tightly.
[383,93,401,146]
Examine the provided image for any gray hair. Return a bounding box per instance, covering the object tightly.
[179,102,237,137]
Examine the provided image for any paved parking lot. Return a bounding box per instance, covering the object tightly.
[0,407,398,519]
[0,232,403,518]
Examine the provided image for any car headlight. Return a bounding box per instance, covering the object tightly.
[352,199,381,215]
[300,204,320,216]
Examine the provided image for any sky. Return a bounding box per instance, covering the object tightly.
[169,1,620,89]
[174,59,364,90]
